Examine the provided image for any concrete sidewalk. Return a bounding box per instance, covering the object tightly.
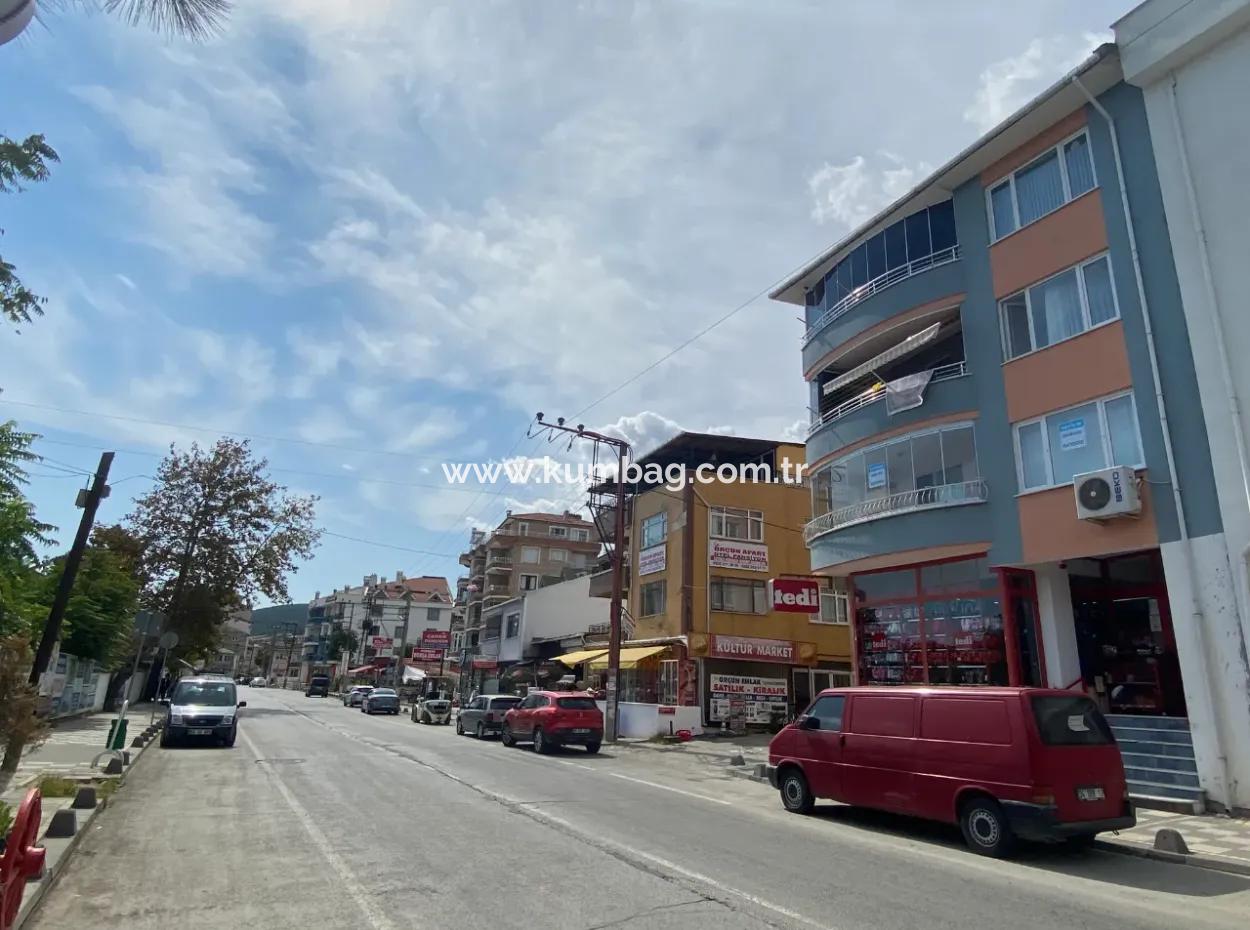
[8,705,158,787]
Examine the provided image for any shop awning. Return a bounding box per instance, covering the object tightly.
[589,645,668,669]
[823,322,942,396]
[554,648,609,666]
[346,665,376,676]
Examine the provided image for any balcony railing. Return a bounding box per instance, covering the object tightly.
[803,479,988,543]
[808,362,967,437]
[802,245,961,347]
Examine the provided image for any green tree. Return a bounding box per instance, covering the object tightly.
[127,438,320,663]
[0,135,59,333]
[0,422,52,636]
[24,547,139,668]
[0,634,47,791]
[326,627,358,662]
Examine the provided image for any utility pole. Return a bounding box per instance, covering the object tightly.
[532,413,630,742]
[29,452,114,686]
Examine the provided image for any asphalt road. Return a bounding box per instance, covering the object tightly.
[27,686,1250,930]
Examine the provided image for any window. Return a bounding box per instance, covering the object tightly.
[816,592,849,625]
[521,546,540,563]
[548,525,568,538]
[505,614,520,639]
[570,552,588,568]
[572,528,590,542]
[988,130,1097,240]
[640,580,667,617]
[659,660,678,705]
[426,607,441,624]
[804,695,845,731]
[548,548,567,562]
[1031,695,1114,745]
[710,577,768,614]
[1013,392,1144,491]
[710,507,763,541]
[556,696,598,710]
[641,512,668,548]
[999,254,1119,360]
[517,522,529,535]
[520,574,538,591]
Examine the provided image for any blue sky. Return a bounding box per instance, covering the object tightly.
[1,0,1130,603]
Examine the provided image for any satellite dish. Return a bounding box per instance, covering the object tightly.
[0,1,36,46]
[159,631,179,650]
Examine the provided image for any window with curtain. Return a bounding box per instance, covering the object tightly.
[710,577,768,614]
[999,253,1120,359]
[1014,392,1145,490]
[989,131,1098,240]
[813,202,958,300]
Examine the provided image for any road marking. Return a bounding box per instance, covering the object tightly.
[552,759,596,771]
[609,772,732,806]
[240,729,403,930]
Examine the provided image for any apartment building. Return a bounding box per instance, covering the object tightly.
[770,39,1249,812]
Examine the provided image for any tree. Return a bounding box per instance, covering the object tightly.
[127,438,320,663]
[0,135,59,333]
[0,634,47,791]
[326,627,358,662]
[23,547,139,668]
[254,645,271,673]
[0,422,52,636]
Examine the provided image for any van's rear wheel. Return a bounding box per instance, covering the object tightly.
[959,797,1015,858]
[779,768,814,815]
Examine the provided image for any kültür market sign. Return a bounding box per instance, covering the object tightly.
[708,539,768,572]
[698,634,818,665]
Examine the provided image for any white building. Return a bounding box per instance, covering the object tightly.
[481,574,609,667]
[314,572,453,673]
[1116,0,1250,812]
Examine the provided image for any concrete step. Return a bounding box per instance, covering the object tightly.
[1129,792,1205,815]
[1124,766,1201,789]
[1126,778,1206,802]
[1111,726,1193,746]
[1115,739,1195,759]
[1105,714,1190,731]
[1121,751,1197,773]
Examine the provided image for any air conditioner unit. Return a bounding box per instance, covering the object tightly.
[1073,466,1141,521]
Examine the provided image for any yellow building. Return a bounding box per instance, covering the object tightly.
[598,432,852,728]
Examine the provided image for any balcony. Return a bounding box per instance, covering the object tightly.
[810,361,967,437]
[804,479,989,543]
[484,584,512,599]
[486,555,513,573]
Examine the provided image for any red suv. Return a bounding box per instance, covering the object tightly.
[501,690,603,754]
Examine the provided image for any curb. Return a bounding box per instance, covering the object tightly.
[1093,838,1250,877]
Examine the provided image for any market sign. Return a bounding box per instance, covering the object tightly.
[372,636,393,649]
[768,577,821,614]
[705,634,817,665]
[421,630,451,648]
[708,539,769,573]
[709,674,788,724]
[638,543,666,576]
[410,647,444,663]
[471,658,499,670]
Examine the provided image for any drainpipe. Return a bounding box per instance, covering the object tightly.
[1074,76,1233,806]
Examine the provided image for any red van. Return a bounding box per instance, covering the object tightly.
[766,687,1134,857]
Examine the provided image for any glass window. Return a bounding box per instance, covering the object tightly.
[1017,422,1049,488]
[520,574,538,591]
[1031,695,1113,745]
[640,580,666,617]
[840,458,863,508]
[884,220,908,270]
[851,243,869,288]
[940,426,976,485]
[990,182,1016,238]
[928,201,957,252]
[573,529,590,542]
[1064,135,1096,197]
[521,546,540,563]
[711,507,763,541]
[505,615,520,638]
[905,212,931,262]
[1014,150,1065,225]
[887,440,913,495]
[912,432,943,489]
[837,257,853,298]
[1030,268,1083,348]
[517,523,529,535]
[710,577,767,614]
[863,446,889,499]
[641,512,667,548]
[1045,402,1104,483]
[867,232,887,280]
[818,592,849,624]
[1082,256,1117,325]
[426,607,441,623]
[1105,394,1143,466]
[548,525,568,537]
[854,568,916,601]
[548,548,567,562]
[812,467,833,517]
[805,694,845,730]
[1001,294,1031,359]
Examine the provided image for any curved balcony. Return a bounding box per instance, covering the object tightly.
[804,479,989,544]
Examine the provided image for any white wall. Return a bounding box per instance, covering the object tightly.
[1032,564,1082,689]
[520,575,610,650]
[594,701,704,738]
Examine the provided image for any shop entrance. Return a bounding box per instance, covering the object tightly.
[792,667,852,715]
[1068,550,1186,717]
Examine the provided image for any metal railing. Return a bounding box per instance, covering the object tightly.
[808,361,968,437]
[803,479,988,543]
[802,245,962,346]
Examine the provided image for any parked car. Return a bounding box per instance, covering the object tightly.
[457,694,522,738]
[361,687,400,715]
[766,687,1135,857]
[249,677,266,688]
[161,677,247,748]
[305,675,330,697]
[412,692,452,725]
[343,685,373,707]
[501,691,603,754]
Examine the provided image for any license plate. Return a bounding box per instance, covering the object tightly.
[572,728,591,735]
[1077,787,1105,801]
[188,728,212,736]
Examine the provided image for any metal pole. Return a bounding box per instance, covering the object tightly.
[606,443,626,743]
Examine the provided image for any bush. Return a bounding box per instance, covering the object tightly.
[0,634,48,787]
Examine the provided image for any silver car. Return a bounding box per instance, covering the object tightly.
[361,687,400,715]
[161,677,247,748]
[413,692,453,725]
[456,694,522,738]
[343,685,373,707]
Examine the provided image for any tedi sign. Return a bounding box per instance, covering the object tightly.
[768,577,821,614]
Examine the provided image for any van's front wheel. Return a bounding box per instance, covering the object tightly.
[779,768,814,815]
[959,797,1015,858]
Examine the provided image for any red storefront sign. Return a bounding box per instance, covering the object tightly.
[708,634,798,663]
[768,577,821,614]
[421,630,451,647]
[471,658,498,670]
[410,647,444,663]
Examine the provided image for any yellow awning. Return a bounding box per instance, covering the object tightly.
[554,648,609,666]
[589,645,669,669]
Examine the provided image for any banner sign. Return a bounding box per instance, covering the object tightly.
[709,674,788,724]
[410,647,444,663]
[708,634,807,664]
[471,658,499,670]
[420,630,451,647]
[708,539,769,573]
[768,577,821,613]
[638,544,667,576]
[372,637,393,649]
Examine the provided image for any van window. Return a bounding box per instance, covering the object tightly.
[920,698,1011,745]
[804,695,845,731]
[849,695,915,737]
[1031,695,1114,746]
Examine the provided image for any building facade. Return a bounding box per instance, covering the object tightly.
[772,43,1249,811]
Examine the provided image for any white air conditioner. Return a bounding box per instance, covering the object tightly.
[1073,466,1141,521]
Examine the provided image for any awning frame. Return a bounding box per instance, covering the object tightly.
[823,322,943,396]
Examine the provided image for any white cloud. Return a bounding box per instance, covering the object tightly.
[808,152,933,229]
[963,33,1111,134]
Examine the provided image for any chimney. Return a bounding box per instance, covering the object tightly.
[564,510,577,519]
[315,590,320,599]
[380,575,388,585]
[396,570,405,582]
[506,509,512,518]
[365,574,378,587]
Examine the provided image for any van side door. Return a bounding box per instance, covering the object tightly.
[841,693,919,814]
[794,694,847,799]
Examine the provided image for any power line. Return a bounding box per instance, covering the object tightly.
[320,531,458,558]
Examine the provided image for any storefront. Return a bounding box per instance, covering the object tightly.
[688,632,822,727]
